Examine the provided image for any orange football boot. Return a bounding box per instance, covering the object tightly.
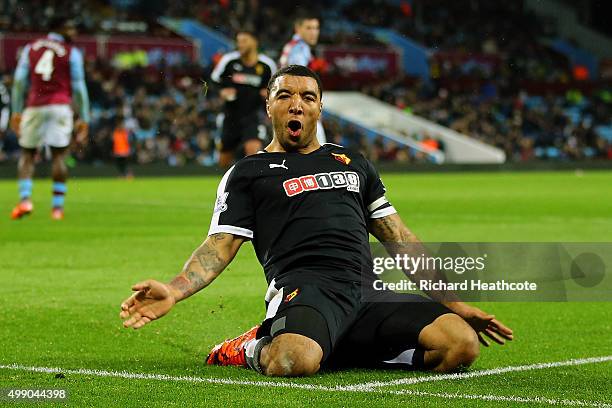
[51,207,64,220]
[11,200,33,220]
[206,325,259,367]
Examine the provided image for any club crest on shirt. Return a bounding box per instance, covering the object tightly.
[284,288,299,303]
[214,192,229,213]
[332,153,351,165]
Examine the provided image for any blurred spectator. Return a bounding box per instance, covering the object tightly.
[112,116,133,177]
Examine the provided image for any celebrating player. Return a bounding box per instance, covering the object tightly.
[211,30,277,169]
[120,65,512,376]
[10,16,90,220]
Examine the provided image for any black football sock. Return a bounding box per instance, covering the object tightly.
[411,347,426,369]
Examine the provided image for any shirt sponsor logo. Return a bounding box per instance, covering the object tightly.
[232,73,262,87]
[283,171,360,197]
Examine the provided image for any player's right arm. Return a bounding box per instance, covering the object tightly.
[10,45,31,135]
[121,164,254,329]
[120,233,245,329]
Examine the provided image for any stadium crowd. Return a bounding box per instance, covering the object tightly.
[1,59,416,166]
[1,0,611,165]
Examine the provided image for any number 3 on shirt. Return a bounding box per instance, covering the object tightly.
[34,49,55,81]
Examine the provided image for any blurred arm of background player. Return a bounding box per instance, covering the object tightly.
[69,47,90,144]
[369,213,514,347]
[9,45,30,136]
[210,53,237,102]
[120,233,245,329]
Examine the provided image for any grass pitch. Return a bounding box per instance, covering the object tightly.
[1,170,611,407]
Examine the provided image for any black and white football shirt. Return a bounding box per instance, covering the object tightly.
[208,144,396,284]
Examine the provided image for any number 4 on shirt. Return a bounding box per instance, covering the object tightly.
[34,49,55,81]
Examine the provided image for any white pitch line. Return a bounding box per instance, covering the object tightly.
[0,364,337,392]
[343,355,612,390]
[1,360,611,408]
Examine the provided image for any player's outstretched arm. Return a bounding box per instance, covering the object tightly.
[120,233,245,329]
[369,213,513,345]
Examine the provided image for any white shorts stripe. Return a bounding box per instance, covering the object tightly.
[383,348,415,365]
[265,288,284,320]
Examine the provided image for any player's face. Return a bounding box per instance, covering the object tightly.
[296,19,320,46]
[267,75,322,151]
[236,33,257,56]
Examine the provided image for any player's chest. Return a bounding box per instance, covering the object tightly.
[250,155,365,203]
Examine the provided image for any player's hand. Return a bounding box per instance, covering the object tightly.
[451,303,513,346]
[220,87,237,101]
[10,113,21,136]
[120,280,177,329]
[74,120,89,144]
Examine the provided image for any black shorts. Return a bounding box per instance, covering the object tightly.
[257,277,452,365]
[220,113,266,152]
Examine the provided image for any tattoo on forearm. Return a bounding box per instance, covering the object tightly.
[370,215,416,243]
[169,233,231,299]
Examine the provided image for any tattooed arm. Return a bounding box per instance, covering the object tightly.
[369,214,514,345]
[368,213,420,245]
[168,233,245,302]
[368,213,460,303]
[120,233,245,329]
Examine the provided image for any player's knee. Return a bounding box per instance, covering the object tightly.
[263,335,322,377]
[443,329,479,371]
[265,349,320,377]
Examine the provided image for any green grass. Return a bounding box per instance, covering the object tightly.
[1,171,611,407]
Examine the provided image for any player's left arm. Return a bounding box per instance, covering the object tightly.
[368,212,513,346]
[69,47,90,142]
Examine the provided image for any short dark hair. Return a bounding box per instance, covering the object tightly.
[267,65,323,98]
[236,27,258,40]
[294,11,320,26]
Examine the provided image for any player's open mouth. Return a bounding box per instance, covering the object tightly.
[287,120,302,138]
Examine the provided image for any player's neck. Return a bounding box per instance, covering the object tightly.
[265,139,321,154]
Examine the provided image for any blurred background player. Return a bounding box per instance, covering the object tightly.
[112,116,133,179]
[10,16,90,220]
[280,12,327,144]
[210,30,277,169]
[0,80,9,136]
